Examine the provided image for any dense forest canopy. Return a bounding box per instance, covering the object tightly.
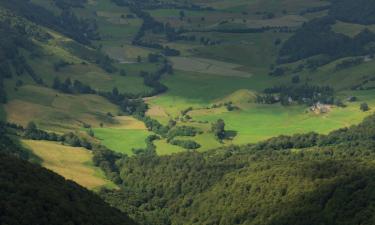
[95,115,375,225]
[330,0,375,25]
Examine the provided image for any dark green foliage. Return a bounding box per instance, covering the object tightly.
[330,0,375,25]
[60,41,116,73]
[291,75,300,84]
[53,60,72,71]
[0,154,137,225]
[52,77,95,94]
[360,102,370,112]
[335,57,363,70]
[148,53,161,63]
[0,21,43,100]
[279,17,375,63]
[98,115,375,225]
[169,139,201,149]
[0,123,31,159]
[211,119,226,140]
[21,122,92,149]
[0,0,99,44]
[53,0,87,9]
[167,126,199,141]
[140,116,169,136]
[261,84,334,105]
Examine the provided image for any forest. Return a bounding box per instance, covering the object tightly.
[93,115,375,225]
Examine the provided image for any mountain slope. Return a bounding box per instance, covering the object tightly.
[98,114,375,225]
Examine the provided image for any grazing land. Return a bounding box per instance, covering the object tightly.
[22,140,116,190]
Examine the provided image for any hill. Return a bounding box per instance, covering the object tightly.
[98,114,375,225]
[0,123,136,225]
[0,154,137,225]
[1,0,375,156]
[2,1,375,224]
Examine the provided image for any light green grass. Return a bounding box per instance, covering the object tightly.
[193,100,375,145]
[93,128,152,155]
[150,70,284,115]
[154,139,186,155]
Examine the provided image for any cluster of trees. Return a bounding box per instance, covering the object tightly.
[335,57,364,70]
[299,5,330,15]
[52,0,87,9]
[350,75,375,90]
[329,0,375,25]
[141,61,172,96]
[22,122,93,149]
[169,139,201,149]
[52,77,95,94]
[99,88,148,116]
[110,0,212,11]
[0,123,32,159]
[0,21,44,102]
[211,119,226,140]
[166,126,199,141]
[0,0,99,44]
[257,84,335,105]
[61,41,117,73]
[94,114,375,225]
[279,16,375,63]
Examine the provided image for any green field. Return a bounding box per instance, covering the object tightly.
[93,128,153,155]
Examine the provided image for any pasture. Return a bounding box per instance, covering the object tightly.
[23,140,116,190]
[93,128,152,155]
[169,56,252,77]
[5,84,121,132]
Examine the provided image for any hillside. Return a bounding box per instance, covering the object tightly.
[2,0,375,224]
[98,114,375,225]
[0,154,138,225]
[2,0,375,157]
[0,124,137,225]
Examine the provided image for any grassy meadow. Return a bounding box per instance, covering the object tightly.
[93,128,152,155]
[22,140,117,190]
[4,0,375,169]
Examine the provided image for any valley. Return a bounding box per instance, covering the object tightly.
[2,0,375,224]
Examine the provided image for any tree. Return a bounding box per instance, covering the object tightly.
[212,119,226,140]
[360,102,369,111]
[52,77,62,89]
[179,10,185,20]
[87,129,95,137]
[291,75,300,84]
[112,87,119,96]
[26,121,37,132]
